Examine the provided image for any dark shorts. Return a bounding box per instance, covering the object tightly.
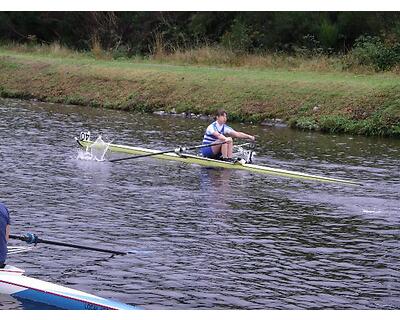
[201,145,221,159]
[0,262,5,269]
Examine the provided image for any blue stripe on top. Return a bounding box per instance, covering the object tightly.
[11,288,139,310]
[202,121,233,145]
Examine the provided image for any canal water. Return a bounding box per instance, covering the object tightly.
[0,98,399,309]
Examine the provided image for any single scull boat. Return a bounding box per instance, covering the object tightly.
[76,133,360,185]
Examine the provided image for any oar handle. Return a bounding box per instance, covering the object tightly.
[10,233,127,255]
[10,234,38,245]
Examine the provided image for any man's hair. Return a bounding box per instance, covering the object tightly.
[215,109,227,117]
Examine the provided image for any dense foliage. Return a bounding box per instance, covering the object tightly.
[1,12,400,70]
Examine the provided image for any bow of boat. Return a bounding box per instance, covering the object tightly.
[0,264,137,310]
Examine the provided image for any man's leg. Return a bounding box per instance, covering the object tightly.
[213,138,232,159]
[227,139,233,158]
[211,141,224,157]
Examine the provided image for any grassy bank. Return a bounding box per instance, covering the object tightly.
[0,47,399,137]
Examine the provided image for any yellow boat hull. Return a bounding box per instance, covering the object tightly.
[76,138,360,185]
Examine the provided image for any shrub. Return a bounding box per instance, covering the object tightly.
[294,35,324,58]
[111,45,131,59]
[290,116,319,130]
[318,115,349,133]
[221,19,252,54]
[90,37,110,60]
[319,20,339,51]
[349,35,400,71]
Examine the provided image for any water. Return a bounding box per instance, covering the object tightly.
[0,98,399,309]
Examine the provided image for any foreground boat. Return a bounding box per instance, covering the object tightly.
[0,264,137,310]
[76,135,360,185]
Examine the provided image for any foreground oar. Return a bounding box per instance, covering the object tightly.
[109,140,227,163]
[10,233,128,255]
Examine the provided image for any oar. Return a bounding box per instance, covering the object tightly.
[235,142,256,150]
[10,233,129,256]
[109,140,228,163]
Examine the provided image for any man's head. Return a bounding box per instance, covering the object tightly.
[215,109,227,124]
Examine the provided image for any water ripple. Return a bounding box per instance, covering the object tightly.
[1,98,399,310]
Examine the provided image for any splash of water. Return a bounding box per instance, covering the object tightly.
[77,135,110,161]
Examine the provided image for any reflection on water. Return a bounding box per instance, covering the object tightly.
[198,168,233,211]
[0,98,399,310]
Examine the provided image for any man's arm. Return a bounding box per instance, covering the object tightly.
[213,131,231,141]
[230,130,255,140]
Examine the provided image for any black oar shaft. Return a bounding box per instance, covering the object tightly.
[38,238,126,255]
[109,140,227,163]
[10,234,126,255]
[110,149,179,162]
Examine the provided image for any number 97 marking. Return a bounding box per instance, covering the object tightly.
[79,131,91,141]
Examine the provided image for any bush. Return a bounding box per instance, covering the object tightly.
[318,115,352,133]
[221,19,252,54]
[289,114,399,136]
[319,20,339,51]
[293,35,324,58]
[111,45,131,59]
[317,114,398,136]
[289,116,319,130]
[349,35,400,71]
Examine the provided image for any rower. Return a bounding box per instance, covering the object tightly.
[0,202,10,269]
[201,109,255,162]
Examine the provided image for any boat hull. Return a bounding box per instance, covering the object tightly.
[77,138,360,185]
[0,265,137,310]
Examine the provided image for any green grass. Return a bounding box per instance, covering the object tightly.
[0,48,399,137]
